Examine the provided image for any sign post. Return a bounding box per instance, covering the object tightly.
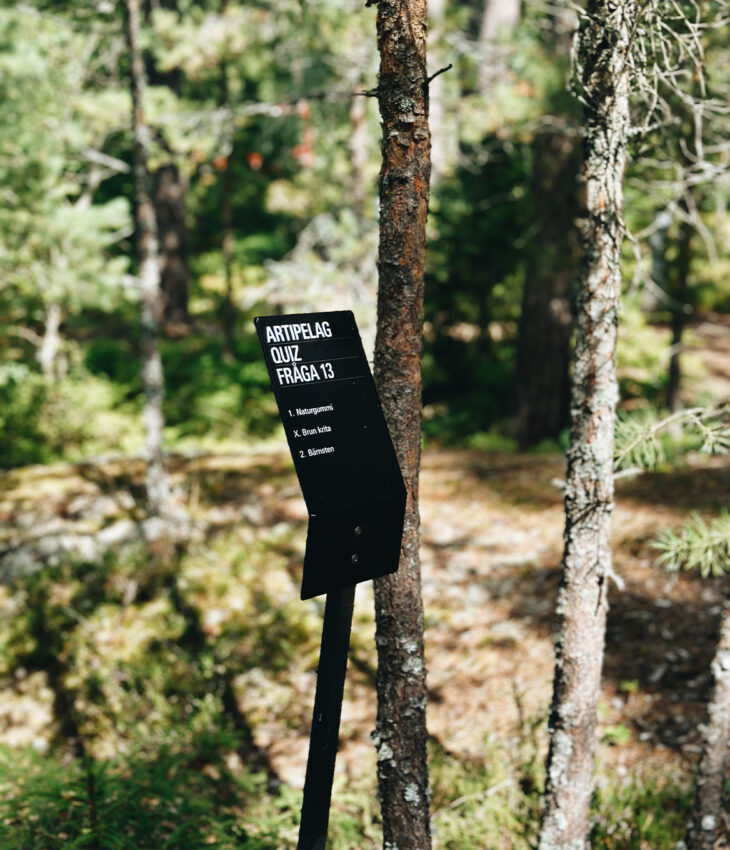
[255,311,406,848]
[297,584,355,849]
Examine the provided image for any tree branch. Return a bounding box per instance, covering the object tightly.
[427,64,452,85]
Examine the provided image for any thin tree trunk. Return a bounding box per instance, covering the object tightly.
[143,0,187,329]
[221,151,235,358]
[38,302,63,383]
[642,209,672,313]
[686,595,730,850]
[370,0,432,847]
[667,211,692,413]
[126,0,170,518]
[667,309,683,412]
[219,22,236,360]
[537,1,633,847]
[154,162,189,327]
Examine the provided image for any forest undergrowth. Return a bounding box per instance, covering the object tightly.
[1,441,727,848]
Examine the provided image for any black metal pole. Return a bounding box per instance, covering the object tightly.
[297,584,357,850]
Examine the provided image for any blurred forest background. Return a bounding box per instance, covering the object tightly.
[0,0,729,848]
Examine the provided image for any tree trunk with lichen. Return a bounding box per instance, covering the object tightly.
[537,1,633,847]
[126,0,170,518]
[686,596,730,850]
[370,1,432,847]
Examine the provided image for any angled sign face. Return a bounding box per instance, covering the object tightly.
[255,311,406,599]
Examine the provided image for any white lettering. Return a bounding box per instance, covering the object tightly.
[295,405,334,416]
[276,363,321,385]
[270,345,301,364]
[266,321,334,345]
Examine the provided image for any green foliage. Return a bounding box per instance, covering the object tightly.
[467,429,521,453]
[653,511,730,577]
[0,362,143,469]
[0,741,288,849]
[430,743,527,849]
[0,7,130,313]
[425,138,529,425]
[0,317,287,469]
[615,405,730,471]
[0,363,48,467]
[160,331,279,443]
[44,372,143,461]
[591,777,692,848]
[0,529,321,847]
[0,462,715,849]
[601,723,632,746]
[616,300,673,404]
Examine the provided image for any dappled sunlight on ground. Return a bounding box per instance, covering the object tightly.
[2,445,727,803]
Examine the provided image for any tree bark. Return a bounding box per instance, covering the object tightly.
[514,129,579,445]
[126,0,170,518]
[370,1,432,847]
[144,0,188,328]
[537,1,633,847]
[642,209,672,314]
[667,210,692,413]
[153,162,189,327]
[686,595,730,850]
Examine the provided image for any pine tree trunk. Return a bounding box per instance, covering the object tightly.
[144,0,188,329]
[537,1,633,846]
[370,1,432,847]
[686,595,730,850]
[126,0,170,518]
[514,129,578,445]
[154,163,189,327]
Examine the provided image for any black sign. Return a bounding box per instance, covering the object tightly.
[255,311,406,599]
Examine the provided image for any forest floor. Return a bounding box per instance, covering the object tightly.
[1,447,728,770]
[0,315,728,848]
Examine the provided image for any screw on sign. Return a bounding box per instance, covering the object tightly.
[255,311,406,849]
